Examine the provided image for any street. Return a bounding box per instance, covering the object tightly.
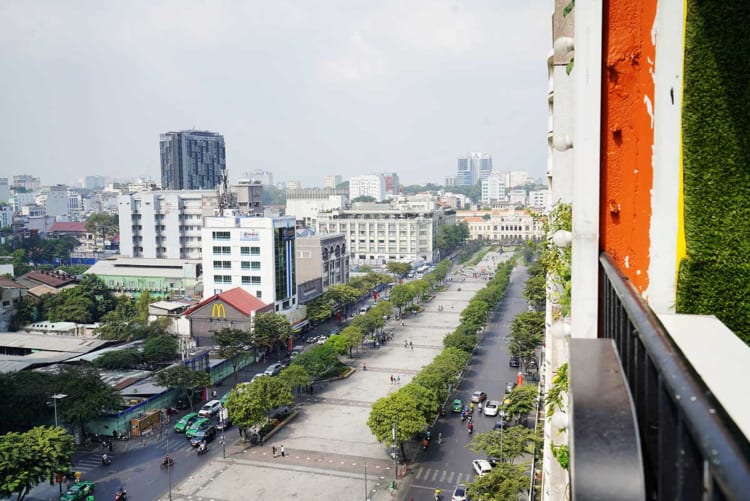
[403,264,531,501]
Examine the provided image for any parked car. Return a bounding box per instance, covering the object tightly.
[174,412,200,433]
[198,399,222,418]
[505,381,516,394]
[509,356,521,368]
[484,400,501,417]
[451,483,468,501]
[60,481,94,501]
[451,399,463,413]
[316,335,329,345]
[251,373,267,383]
[472,459,493,477]
[189,425,217,446]
[185,417,212,439]
[471,391,488,403]
[264,362,285,376]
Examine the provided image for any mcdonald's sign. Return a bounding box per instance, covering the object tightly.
[211,303,227,319]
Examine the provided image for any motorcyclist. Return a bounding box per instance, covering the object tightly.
[101,453,111,465]
[468,421,474,434]
[163,455,173,466]
[115,487,127,501]
[362,362,367,371]
[422,437,429,450]
[198,440,207,454]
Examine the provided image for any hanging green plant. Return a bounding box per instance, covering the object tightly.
[563,0,575,17]
[552,444,570,469]
[545,363,569,417]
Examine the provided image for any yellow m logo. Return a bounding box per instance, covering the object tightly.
[211,303,227,319]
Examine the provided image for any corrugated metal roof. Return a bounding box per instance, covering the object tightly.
[85,259,191,279]
[0,332,111,353]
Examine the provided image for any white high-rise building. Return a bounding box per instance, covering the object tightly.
[529,189,551,210]
[456,153,492,186]
[42,185,70,218]
[481,172,507,205]
[118,191,217,259]
[349,175,386,202]
[202,215,298,312]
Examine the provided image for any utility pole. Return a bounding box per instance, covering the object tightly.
[392,421,398,488]
[167,428,172,501]
[364,460,368,501]
[50,393,67,427]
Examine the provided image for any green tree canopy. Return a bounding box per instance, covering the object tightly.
[213,327,254,384]
[466,461,528,501]
[467,425,541,465]
[504,384,539,423]
[56,366,123,433]
[386,262,411,276]
[0,426,75,501]
[135,290,151,323]
[225,376,293,439]
[367,391,427,460]
[143,335,178,363]
[84,212,119,251]
[252,312,293,357]
[93,349,143,370]
[278,364,310,394]
[509,311,544,360]
[291,344,341,379]
[155,365,210,411]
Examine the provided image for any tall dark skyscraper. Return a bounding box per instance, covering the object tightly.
[160,130,226,190]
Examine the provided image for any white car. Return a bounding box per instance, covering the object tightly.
[198,399,222,417]
[484,400,501,417]
[472,459,493,477]
[451,483,468,501]
[264,362,285,376]
[250,373,267,383]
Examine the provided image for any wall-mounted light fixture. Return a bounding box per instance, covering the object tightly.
[552,230,572,248]
[553,37,575,56]
[553,135,574,152]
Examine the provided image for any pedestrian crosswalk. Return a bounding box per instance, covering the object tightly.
[73,437,196,474]
[412,466,474,486]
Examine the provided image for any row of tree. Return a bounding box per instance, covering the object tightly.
[305,272,392,324]
[366,254,517,459]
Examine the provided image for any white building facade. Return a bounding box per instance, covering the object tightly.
[285,189,348,228]
[349,175,386,202]
[118,190,217,259]
[201,215,298,313]
[481,171,507,205]
[458,209,544,242]
[315,198,454,266]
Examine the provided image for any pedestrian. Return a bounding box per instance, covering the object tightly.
[272,445,277,457]
[397,375,401,384]
[410,341,413,350]
[212,390,217,399]
[281,445,285,457]
[404,340,408,348]
[390,374,394,384]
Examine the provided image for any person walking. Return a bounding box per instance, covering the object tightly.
[390,374,394,385]
[409,341,413,350]
[280,445,286,457]
[397,375,401,384]
[272,445,277,457]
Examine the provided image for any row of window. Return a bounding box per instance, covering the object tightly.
[213,246,262,255]
[214,275,262,285]
[212,260,261,270]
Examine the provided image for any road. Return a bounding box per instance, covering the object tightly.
[403,264,531,501]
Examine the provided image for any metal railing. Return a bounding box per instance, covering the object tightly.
[598,252,750,500]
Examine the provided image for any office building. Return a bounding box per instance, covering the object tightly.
[285,188,348,228]
[42,185,70,218]
[201,215,298,313]
[232,180,264,216]
[160,130,226,190]
[481,171,506,205]
[456,153,492,186]
[295,233,349,304]
[315,197,455,266]
[349,175,386,202]
[529,189,550,210]
[0,178,8,204]
[324,175,343,189]
[12,175,41,192]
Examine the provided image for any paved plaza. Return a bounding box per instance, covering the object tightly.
[163,250,513,501]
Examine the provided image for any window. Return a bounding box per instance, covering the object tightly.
[213,260,231,269]
[256,290,262,298]
[213,246,230,255]
[241,276,252,285]
[213,275,231,284]
[212,231,230,240]
[241,246,250,255]
[241,261,251,270]
[250,246,260,255]
[251,261,260,270]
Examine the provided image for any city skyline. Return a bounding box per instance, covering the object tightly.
[0,1,550,188]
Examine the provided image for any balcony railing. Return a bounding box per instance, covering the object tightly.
[596,252,750,500]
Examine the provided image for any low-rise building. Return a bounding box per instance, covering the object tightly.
[285,188,347,228]
[84,257,202,298]
[457,208,544,242]
[295,233,349,304]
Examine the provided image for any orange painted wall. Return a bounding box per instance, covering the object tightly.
[599,0,657,293]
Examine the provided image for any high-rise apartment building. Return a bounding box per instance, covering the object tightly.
[42,185,70,217]
[160,130,226,190]
[481,171,506,205]
[456,153,492,186]
[12,175,41,192]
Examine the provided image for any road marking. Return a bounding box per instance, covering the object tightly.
[439,470,447,482]
[431,469,439,481]
[415,467,425,480]
[446,471,455,483]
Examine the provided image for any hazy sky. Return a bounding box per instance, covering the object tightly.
[0,1,551,188]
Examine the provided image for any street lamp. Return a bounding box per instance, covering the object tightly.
[50,394,67,427]
[498,409,506,462]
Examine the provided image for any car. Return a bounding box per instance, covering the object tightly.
[216,417,232,431]
[472,459,493,477]
[451,398,463,413]
[487,456,501,467]
[174,412,200,433]
[505,382,516,394]
[220,393,230,406]
[316,335,329,345]
[329,328,340,336]
[290,347,304,359]
[185,417,212,438]
[189,425,217,446]
[509,356,521,368]
[60,480,94,501]
[264,362,285,376]
[471,391,488,403]
[451,483,468,501]
[198,399,222,417]
[251,373,267,383]
[484,400,501,417]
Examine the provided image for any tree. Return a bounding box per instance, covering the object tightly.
[367,391,427,461]
[291,344,340,379]
[504,384,539,423]
[324,334,349,355]
[225,376,292,440]
[400,383,439,423]
[135,290,151,323]
[351,195,376,203]
[0,372,57,432]
[155,365,210,411]
[466,461,528,501]
[389,283,414,316]
[56,366,123,435]
[252,312,293,359]
[523,272,546,311]
[386,262,411,277]
[214,327,255,384]
[143,335,178,363]
[443,330,477,353]
[93,349,143,370]
[0,426,75,501]
[277,364,310,395]
[85,212,119,252]
[509,311,545,360]
[467,425,541,465]
[339,325,363,356]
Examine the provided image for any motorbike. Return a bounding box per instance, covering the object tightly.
[114,488,127,501]
[197,444,208,456]
[422,439,429,451]
[439,407,446,417]
[101,454,112,466]
[160,456,175,469]
[468,423,474,434]
[460,412,466,422]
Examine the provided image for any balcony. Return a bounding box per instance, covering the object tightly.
[567,253,750,499]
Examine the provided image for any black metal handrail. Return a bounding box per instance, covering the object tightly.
[599,252,750,500]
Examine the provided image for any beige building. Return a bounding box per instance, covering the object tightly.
[457,208,544,242]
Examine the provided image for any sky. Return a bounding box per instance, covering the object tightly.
[0,1,551,188]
